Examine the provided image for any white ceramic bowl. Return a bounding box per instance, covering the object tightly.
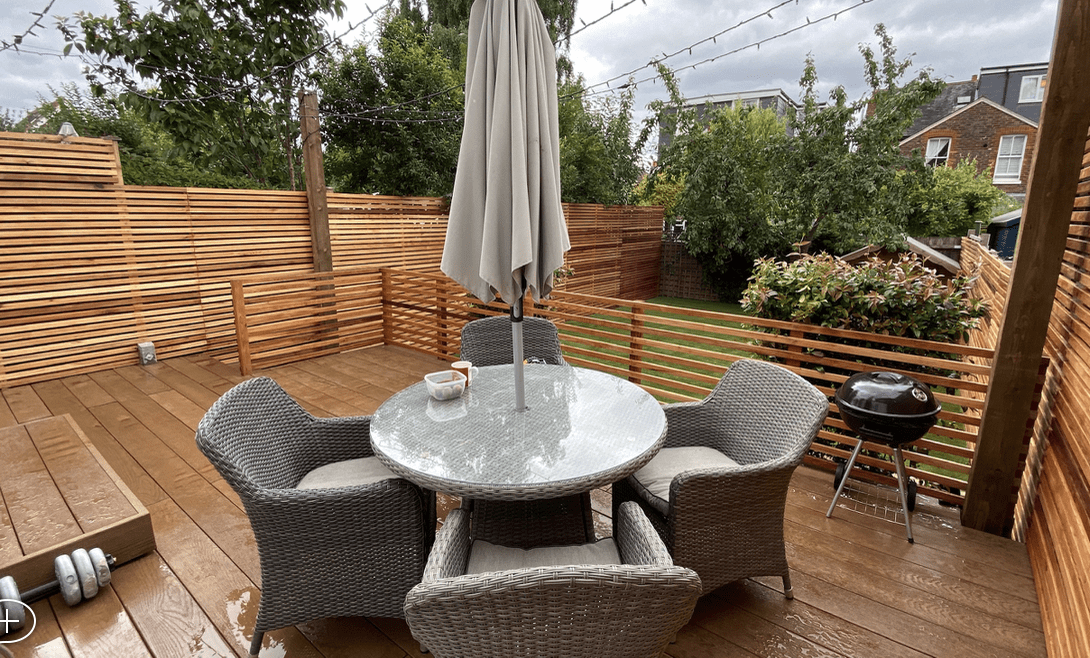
[424,370,467,401]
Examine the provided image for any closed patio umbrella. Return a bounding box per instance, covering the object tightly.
[441,0,570,412]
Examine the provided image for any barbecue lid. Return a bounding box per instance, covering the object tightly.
[835,371,939,418]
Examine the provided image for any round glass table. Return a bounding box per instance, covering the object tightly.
[370,364,666,501]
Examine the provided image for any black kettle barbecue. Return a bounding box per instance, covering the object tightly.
[826,371,941,542]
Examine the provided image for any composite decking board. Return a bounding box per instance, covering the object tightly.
[1,349,1047,658]
[86,370,220,482]
[267,365,372,417]
[713,579,930,658]
[783,490,1039,604]
[50,585,153,658]
[25,416,138,532]
[784,513,1043,635]
[3,385,52,424]
[791,467,1035,580]
[31,378,167,508]
[83,401,262,585]
[145,498,329,658]
[754,569,1021,658]
[148,389,210,432]
[689,594,879,658]
[12,599,72,658]
[0,393,17,427]
[669,621,757,657]
[0,424,84,554]
[783,534,1044,657]
[108,552,236,658]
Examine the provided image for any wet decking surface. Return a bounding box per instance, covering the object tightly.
[0,346,1045,657]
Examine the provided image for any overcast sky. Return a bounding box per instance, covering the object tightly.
[1,0,1059,127]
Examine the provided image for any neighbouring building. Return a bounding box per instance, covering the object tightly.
[657,88,802,155]
[899,62,1047,200]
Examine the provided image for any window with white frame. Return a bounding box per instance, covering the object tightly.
[1019,75,1046,103]
[924,137,951,166]
[994,134,1027,182]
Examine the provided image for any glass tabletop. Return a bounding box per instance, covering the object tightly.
[370,364,666,500]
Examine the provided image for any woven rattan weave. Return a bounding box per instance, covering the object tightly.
[459,315,567,366]
[404,501,701,658]
[195,377,432,657]
[612,359,828,597]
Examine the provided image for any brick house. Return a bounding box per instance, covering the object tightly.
[899,62,1047,199]
[900,97,1038,198]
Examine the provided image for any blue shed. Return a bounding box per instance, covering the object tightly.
[988,209,1022,259]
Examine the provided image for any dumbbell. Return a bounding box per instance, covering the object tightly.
[0,548,114,634]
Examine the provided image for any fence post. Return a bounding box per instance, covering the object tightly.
[786,329,804,369]
[628,306,645,384]
[299,90,333,273]
[231,280,253,376]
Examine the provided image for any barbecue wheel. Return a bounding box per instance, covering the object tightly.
[833,462,846,490]
[906,479,917,512]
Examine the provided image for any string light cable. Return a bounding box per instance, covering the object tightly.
[572,0,878,100]
[578,0,804,95]
[68,0,397,106]
[0,0,56,53]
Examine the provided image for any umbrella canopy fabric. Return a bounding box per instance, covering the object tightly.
[441,0,570,306]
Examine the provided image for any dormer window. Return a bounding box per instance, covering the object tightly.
[1019,75,1046,103]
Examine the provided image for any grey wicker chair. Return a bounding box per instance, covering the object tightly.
[404,501,702,658]
[459,315,566,366]
[458,315,589,547]
[612,359,828,598]
[195,377,433,658]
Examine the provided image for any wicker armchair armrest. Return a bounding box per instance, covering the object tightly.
[421,507,471,583]
[661,399,718,449]
[303,414,376,459]
[615,501,674,566]
[670,456,798,510]
[248,477,428,525]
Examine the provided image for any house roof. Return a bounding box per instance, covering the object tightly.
[681,89,799,109]
[904,79,979,138]
[840,237,962,277]
[900,97,1038,146]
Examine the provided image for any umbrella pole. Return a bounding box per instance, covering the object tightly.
[511,290,526,412]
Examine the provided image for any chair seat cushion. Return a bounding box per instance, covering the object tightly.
[631,446,739,511]
[466,538,620,574]
[296,457,398,490]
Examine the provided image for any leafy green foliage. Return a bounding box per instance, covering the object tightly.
[741,252,987,344]
[782,24,943,254]
[317,12,464,196]
[640,25,951,299]
[64,0,345,188]
[904,159,1013,237]
[21,84,260,188]
[558,79,642,205]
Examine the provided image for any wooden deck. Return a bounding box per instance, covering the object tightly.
[0,346,1045,658]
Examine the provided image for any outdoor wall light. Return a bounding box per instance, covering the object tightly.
[137,341,157,365]
[57,122,78,138]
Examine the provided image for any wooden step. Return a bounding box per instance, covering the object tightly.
[0,414,155,591]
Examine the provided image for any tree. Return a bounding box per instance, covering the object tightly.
[557,79,642,205]
[23,83,261,188]
[317,10,464,196]
[639,25,945,300]
[638,66,791,298]
[782,24,943,254]
[904,159,1013,237]
[64,0,346,189]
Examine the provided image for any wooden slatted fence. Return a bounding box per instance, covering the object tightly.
[230,266,1039,508]
[0,131,662,389]
[966,138,1090,656]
